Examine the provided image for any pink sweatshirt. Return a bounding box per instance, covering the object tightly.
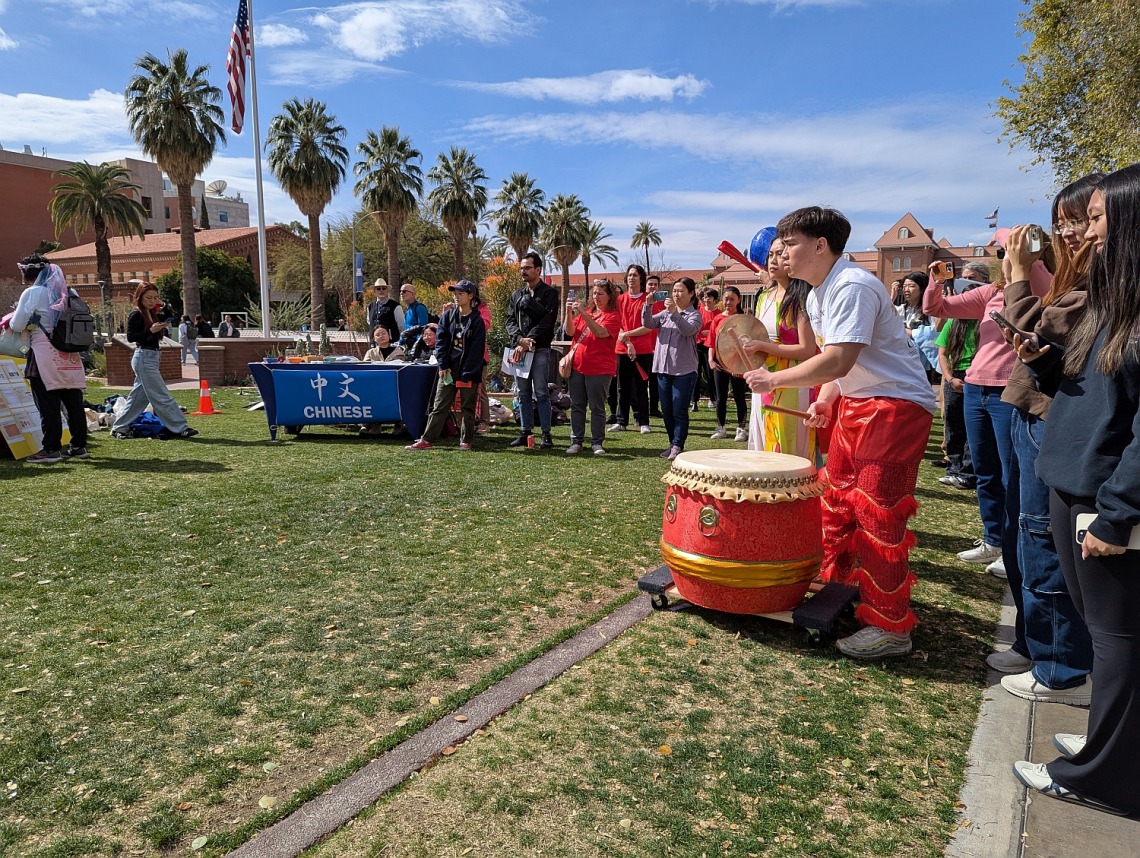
[923,274,1048,387]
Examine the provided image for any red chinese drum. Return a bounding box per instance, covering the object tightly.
[661,450,823,614]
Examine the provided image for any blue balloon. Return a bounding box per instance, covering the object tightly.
[748,227,778,267]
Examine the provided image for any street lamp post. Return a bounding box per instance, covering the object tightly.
[351,210,385,299]
[96,280,107,339]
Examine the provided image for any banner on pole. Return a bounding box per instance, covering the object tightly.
[354,252,364,296]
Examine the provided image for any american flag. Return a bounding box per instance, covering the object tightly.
[226,0,251,134]
[983,207,999,220]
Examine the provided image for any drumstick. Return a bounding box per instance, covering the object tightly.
[717,240,761,273]
[723,327,757,375]
[763,402,812,421]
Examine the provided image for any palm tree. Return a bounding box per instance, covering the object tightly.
[631,220,662,274]
[353,126,423,290]
[492,172,546,262]
[49,161,149,290]
[426,147,488,279]
[124,48,225,319]
[579,220,619,294]
[542,193,590,308]
[267,97,349,328]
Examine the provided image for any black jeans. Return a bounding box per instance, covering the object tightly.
[29,374,87,452]
[694,344,713,406]
[714,369,749,428]
[943,378,975,483]
[615,353,652,427]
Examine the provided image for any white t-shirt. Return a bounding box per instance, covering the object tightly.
[807,258,937,413]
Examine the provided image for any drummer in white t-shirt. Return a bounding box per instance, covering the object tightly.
[745,206,936,660]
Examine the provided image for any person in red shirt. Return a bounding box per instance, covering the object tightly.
[565,279,621,454]
[611,264,658,434]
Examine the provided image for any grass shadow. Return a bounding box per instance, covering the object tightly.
[86,457,230,474]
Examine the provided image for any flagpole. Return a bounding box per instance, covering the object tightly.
[246,0,272,337]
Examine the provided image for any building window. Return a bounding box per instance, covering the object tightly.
[219,211,229,223]
[892,257,901,272]
[898,227,911,239]
[141,196,153,218]
[974,246,986,257]
[903,257,911,270]
[164,206,170,219]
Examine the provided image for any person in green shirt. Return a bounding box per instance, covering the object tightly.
[936,316,978,489]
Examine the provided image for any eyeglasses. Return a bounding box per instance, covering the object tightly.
[519,265,535,271]
[1053,218,1088,233]
[399,289,412,294]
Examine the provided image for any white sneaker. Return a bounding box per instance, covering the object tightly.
[1001,671,1092,706]
[639,425,651,434]
[734,427,748,442]
[1053,733,1087,758]
[709,426,727,439]
[987,558,1007,578]
[607,423,625,433]
[836,626,912,659]
[1012,760,1130,815]
[957,540,1002,564]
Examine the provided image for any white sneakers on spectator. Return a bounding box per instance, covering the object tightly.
[1001,671,1092,706]
[1012,760,1130,815]
[639,425,651,434]
[957,540,1002,564]
[986,648,1032,674]
[836,626,912,659]
[607,423,624,433]
[710,426,727,439]
[734,427,748,442]
[1053,733,1087,757]
[987,558,1007,578]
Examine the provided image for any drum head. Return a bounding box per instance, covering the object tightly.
[672,449,814,480]
[715,314,769,377]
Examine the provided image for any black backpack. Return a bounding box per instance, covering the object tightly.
[45,291,95,353]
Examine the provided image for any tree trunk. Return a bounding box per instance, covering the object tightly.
[385,224,401,292]
[308,212,326,328]
[510,237,528,264]
[580,259,590,304]
[178,185,201,318]
[94,214,111,288]
[451,227,465,279]
[644,246,651,275]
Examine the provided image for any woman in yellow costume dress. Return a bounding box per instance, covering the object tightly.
[744,238,820,462]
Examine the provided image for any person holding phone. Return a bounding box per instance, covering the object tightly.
[564,279,620,455]
[639,277,702,459]
[985,183,1100,706]
[1009,163,1140,818]
[924,253,1049,577]
[110,282,198,440]
[706,286,751,441]
[611,264,656,434]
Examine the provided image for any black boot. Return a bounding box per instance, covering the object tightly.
[540,432,554,449]
[509,431,531,448]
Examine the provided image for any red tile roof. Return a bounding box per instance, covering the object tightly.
[46,226,283,259]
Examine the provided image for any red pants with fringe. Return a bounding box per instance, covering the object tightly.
[820,396,933,634]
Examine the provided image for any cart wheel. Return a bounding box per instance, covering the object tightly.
[651,593,671,611]
[805,628,823,647]
[284,425,302,435]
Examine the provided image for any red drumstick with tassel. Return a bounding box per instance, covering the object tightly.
[717,240,761,273]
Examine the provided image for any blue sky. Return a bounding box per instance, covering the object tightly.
[0,0,1050,273]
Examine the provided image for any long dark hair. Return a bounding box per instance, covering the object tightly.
[1064,163,1140,377]
[778,278,811,329]
[625,263,647,292]
[132,281,158,326]
[722,285,743,314]
[1044,173,1103,307]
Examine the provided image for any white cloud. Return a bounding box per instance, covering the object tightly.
[719,0,863,8]
[258,23,308,48]
[455,70,709,105]
[40,0,212,21]
[0,27,15,50]
[263,50,398,88]
[311,0,528,63]
[0,89,131,149]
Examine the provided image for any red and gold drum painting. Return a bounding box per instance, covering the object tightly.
[661,450,823,614]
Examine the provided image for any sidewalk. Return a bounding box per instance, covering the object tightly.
[947,594,1138,857]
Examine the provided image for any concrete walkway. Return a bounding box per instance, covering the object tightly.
[947,594,1138,857]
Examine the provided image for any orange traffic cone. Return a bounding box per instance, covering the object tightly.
[192,378,217,415]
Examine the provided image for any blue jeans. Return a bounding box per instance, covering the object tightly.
[111,348,189,434]
[1008,409,1093,687]
[962,383,1013,548]
[515,347,552,434]
[659,372,697,449]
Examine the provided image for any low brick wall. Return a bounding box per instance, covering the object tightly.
[195,337,296,386]
[105,336,183,386]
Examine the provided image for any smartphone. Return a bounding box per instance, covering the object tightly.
[653,290,669,302]
[934,261,954,279]
[987,310,1037,352]
[1075,513,1140,550]
[567,289,575,302]
[1027,225,1044,254]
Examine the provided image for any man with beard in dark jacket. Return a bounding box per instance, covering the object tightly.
[505,252,559,448]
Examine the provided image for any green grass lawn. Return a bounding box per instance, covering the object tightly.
[0,387,1005,857]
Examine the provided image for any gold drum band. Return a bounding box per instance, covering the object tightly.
[661,540,821,589]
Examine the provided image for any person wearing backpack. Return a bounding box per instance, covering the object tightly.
[179,315,199,364]
[110,281,198,441]
[6,254,89,463]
